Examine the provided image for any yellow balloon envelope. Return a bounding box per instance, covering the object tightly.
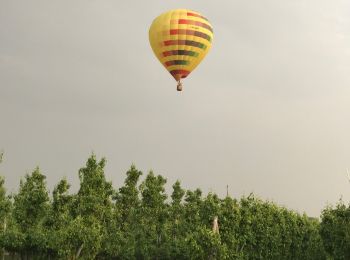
[149,9,213,91]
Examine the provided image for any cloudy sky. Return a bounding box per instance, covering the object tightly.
[1,0,350,216]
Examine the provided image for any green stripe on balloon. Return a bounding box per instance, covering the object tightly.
[165,60,190,67]
[162,50,199,57]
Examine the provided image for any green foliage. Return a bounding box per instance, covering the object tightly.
[45,178,74,258]
[76,155,113,221]
[103,164,143,259]
[136,171,169,259]
[13,168,49,229]
[0,177,11,232]
[320,201,350,260]
[1,167,50,258]
[0,175,12,260]
[60,154,114,259]
[220,195,327,260]
[0,155,336,259]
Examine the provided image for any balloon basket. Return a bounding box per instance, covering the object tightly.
[177,80,183,91]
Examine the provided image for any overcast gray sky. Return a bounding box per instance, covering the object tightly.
[1,0,350,217]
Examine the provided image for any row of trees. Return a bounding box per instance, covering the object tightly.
[0,154,348,259]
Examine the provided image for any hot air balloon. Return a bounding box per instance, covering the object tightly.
[149,9,213,91]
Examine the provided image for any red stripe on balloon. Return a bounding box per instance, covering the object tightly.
[187,12,209,21]
[170,69,190,78]
[178,19,213,32]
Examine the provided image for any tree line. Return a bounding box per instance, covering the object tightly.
[0,154,349,259]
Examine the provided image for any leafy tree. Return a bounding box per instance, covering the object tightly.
[0,176,11,259]
[0,152,11,235]
[75,155,113,222]
[60,154,114,259]
[9,167,50,259]
[302,216,327,260]
[44,178,74,258]
[137,171,168,259]
[219,196,242,259]
[0,158,11,230]
[186,226,228,259]
[320,202,350,260]
[104,164,143,259]
[183,188,203,231]
[117,164,143,220]
[52,179,73,216]
[166,181,186,258]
